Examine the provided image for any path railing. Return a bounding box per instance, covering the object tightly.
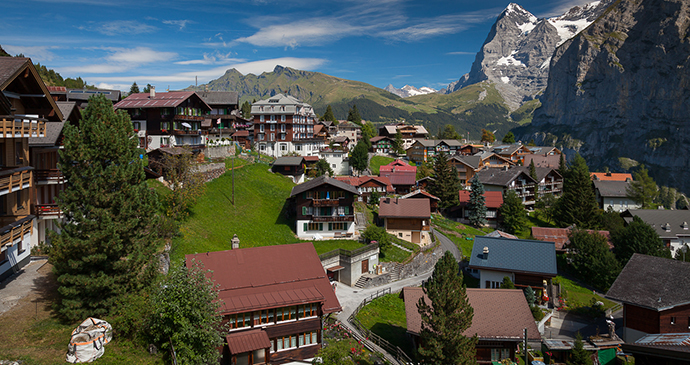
[347,287,414,365]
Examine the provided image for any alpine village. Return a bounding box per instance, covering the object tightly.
[1,0,690,364]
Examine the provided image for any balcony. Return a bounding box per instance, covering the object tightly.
[171,129,205,135]
[312,215,354,222]
[173,115,205,122]
[0,167,33,195]
[34,204,62,219]
[0,215,33,250]
[0,116,46,138]
[34,169,64,185]
[312,199,341,207]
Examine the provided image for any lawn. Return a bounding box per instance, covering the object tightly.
[555,275,618,312]
[170,163,300,261]
[0,263,163,365]
[355,293,412,357]
[369,156,395,175]
[431,214,488,257]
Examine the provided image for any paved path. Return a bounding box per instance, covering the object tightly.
[0,259,48,316]
[432,228,462,260]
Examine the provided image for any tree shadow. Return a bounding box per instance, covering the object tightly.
[369,322,414,358]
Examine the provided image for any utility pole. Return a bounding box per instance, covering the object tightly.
[524,328,528,365]
[232,156,235,205]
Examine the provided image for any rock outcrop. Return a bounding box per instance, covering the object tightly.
[524,0,690,192]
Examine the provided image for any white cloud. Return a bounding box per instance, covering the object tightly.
[235,19,367,48]
[2,45,57,61]
[87,20,157,35]
[163,19,192,30]
[175,52,244,65]
[59,47,177,74]
[377,11,497,42]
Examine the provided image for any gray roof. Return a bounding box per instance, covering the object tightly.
[197,91,238,106]
[65,88,121,102]
[272,156,304,166]
[469,236,557,276]
[415,139,464,148]
[475,168,537,187]
[513,166,561,182]
[28,101,77,146]
[290,175,359,197]
[450,155,481,170]
[524,146,558,155]
[594,180,631,198]
[622,209,690,239]
[606,254,690,310]
[492,144,523,155]
[251,93,315,117]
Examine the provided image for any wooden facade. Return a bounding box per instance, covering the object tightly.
[624,303,690,335]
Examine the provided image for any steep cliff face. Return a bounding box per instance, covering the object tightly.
[527,0,690,192]
[447,1,612,111]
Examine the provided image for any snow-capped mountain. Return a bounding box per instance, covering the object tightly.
[385,84,437,98]
[445,1,613,110]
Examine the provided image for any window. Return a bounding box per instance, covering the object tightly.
[15,191,24,210]
[299,331,318,347]
[275,335,297,351]
[329,222,347,231]
[132,122,141,130]
[236,353,249,365]
[305,222,322,231]
[260,115,264,122]
[260,144,266,151]
[259,124,264,133]
[280,144,287,151]
[253,349,265,364]
[270,115,276,121]
[281,115,286,122]
[399,232,403,238]
[297,303,318,318]
[228,312,252,329]
[281,124,286,132]
[276,306,296,322]
[296,145,302,151]
[270,124,275,131]
[270,134,275,141]
[254,309,274,325]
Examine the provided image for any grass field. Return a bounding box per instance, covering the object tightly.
[431,214,488,258]
[555,275,618,311]
[355,293,411,357]
[369,156,395,175]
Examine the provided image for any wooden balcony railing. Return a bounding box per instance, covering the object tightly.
[0,215,33,250]
[0,116,46,138]
[171,129,206,135]
[312,199,341,207]
[0,167,33,194]
[173,115,205,122]
[35,204,62,218]
[34,169,64,184]
[312,215,354,222]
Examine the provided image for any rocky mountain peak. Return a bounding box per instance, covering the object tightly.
[385,84,437,98]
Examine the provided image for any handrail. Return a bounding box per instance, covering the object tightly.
[0,168,33,193]
[0,215,34,249]
[319,243,379,261]
[0,117,46,138]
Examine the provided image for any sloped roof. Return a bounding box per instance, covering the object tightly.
[475,168,537,187]
[523,146,559,155]
[114,91,211,110]
[378,198,430,219]
[594,180,631,198]
[290,175,359,197]
[226,329,271,355]
[458,190,503,209]
[380,171,416,186]
[531,226,612,251]
[401,189,440,201]
[335,176,394,193]
[523,154,561,169]
[186,242,342,315]
[401,287,541,340]
[606,254,690,311]
[512,166,562,182]
[492,144,523,156]
[591,172,633,181]
[272,156,304,166]
[370,136,393,143]
[451,155,482,170]
[64,88,121,102]
[622,209,690,239]
[28,101,78,146]
[0,57,63,122]
[469,236,557,276]
[197,91,238,105]
[380,160,416,172]
[486,230,518,239]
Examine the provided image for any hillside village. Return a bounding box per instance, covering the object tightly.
[0,54,688,365]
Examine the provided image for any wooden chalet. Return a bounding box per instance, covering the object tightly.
[0,57,63,281]
[606,254,690,343]
[335,175,393,203]
[379,159,417,194]
[378,197,431,246]
[401,287,541,364]
[289,176,358,239]
[454,190,503,227]
[186,242,341,364]
[271,156,306,184]
[475,167,538,208]
[400,189,440,213]
[114,89,211,151]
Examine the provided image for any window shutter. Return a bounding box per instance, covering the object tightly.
[303,223,308,232]
[302,206,307,215]
[328,223,332,231]
[345,206,349,215]
[319,223,323,231]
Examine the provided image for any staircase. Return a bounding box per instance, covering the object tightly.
[388,262,403,283]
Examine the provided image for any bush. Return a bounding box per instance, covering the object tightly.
[531,306,545,321]
[362,225,391,251]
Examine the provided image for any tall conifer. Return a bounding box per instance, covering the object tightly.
[430,152,460,210]
[553,154,600,229]
[468,175,487,227]
[417,251,477,364]
[51,94,160,320]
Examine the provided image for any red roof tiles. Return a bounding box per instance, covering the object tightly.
[458,190,503,209]
[378,198,430,218]
[114,91,211,110]
[591,172,633,181]
[186,242,341,315]
[531,227,612,251]
[226,329,272,355]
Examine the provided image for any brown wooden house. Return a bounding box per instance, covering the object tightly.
[606,254,690,343]
[186,242,341,364]
[400,189,440,213]
[378,197,431,246]
[401,287,541,364]
[289,176,358,239]
[335,176,393,203]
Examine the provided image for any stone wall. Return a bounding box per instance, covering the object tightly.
[193,163,226,182]
[205,145,236,159]
[361,273,392,289]
[380,244,443,281]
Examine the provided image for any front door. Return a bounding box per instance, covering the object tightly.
[361,259,369,274]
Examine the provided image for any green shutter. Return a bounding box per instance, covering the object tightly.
[328,223,332,231]
[303,223,308,232]
[302,206,307,215]
[319,223,323,231]
[303,192,306,199]
[345,206,349,215]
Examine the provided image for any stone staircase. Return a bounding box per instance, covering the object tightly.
[354,276,368,289]
[388,262,403,283]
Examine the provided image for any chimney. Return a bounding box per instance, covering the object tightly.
[483,246,489,260]
[150,85,156,98]
[231,234,240,249]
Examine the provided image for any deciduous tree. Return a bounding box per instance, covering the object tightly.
[468,176,487,228]
[50,94,160,321]
[350,140,369,173]
[626,164,658,209]
[438,124,461,140]
[417,251,477,365]
[498,190,527,234]
[311,158,333,177]
[611,216,671,265]
[361,121,376,148]
[159,150,206,222]
[567,230,621,291]
[480,129,495,143]
[150,261,226,364]
[502,131,515,144]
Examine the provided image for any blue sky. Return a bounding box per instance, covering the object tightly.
[1,0,589,92]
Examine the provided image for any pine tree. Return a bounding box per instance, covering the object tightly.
[430,152,460,210]
[50,94,160,321]
[240,101,252,119]
[321,105,337,123]
[567,333,593,365]
[129,82,140,95]
[468,176,487,228]
[553,154,600,229]
[611,216,671,265]
[529,159,537,181]
[498,190,528,234]
[417,251,477,364]
[393,129,405,155]
[502,131,515,144]
[347,104,362,125]
[142,83,152,94]
[350,140,369,173]
[626,164,659,208]
[558,153,567,176]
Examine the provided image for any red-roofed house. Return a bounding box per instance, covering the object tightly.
[379,160,417,194]
[453,191,504,227]
[591,172,633,182]
[335,176,393,203]
[401,287,541,364]
[379,197,431,246]
[186,242,341,364]
[401,189,441,213]
[114,89,212,151]
[531,226,612,252]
